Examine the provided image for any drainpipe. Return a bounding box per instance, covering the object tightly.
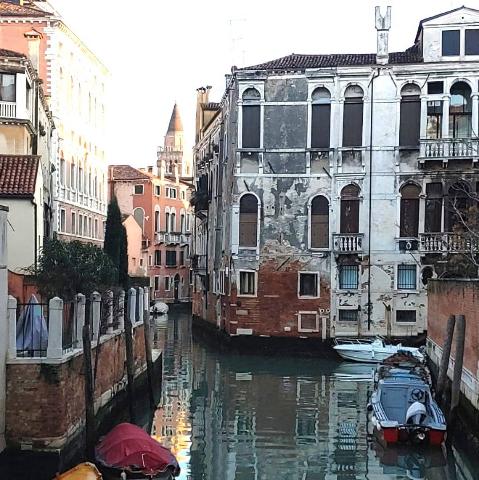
[367,69,380,331]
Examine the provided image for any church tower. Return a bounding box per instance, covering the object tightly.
[157,103,185,179]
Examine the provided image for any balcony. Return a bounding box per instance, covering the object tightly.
[156,232,190,245]
[419,138,479,162]
[0,101,16,118]
[333,233,364,254]
[191,254,207,271]
[419,232,478,253]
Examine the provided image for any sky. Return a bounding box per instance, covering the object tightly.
[48,0,461,168]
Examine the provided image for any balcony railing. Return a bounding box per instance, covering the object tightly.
[419,138,479,160]
[156,232,190,245]
[419,232,478,253]
[333,233,364,254]
[0,101,16,118]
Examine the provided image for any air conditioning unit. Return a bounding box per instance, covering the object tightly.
[399,239,419,251]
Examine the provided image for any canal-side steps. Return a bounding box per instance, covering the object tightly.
[1,287,162,469]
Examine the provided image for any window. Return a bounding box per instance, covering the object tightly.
[427,81,443,95]
[399,84,420,147]
[166,187,177,199]
[447,183,470,232]
[70,162,75,189]
[425,183,443,233]
[449,82,472,139]
[180,250,185,266]
[239,270,256,296]
[154,276,160,291]
[134,184,144,195]
[154,250,161,266]
[149,255,152,266]
[139,258,143,267]
[154,209,160,232]
[400,184,421,237]
[60,209,66,232]
[342,85,363,147]
[298,312,319,333]
[426,101,442,139]
[166,250,177,267]
[155,185,161,196]
[170,213,176,232]
[94,219,98,238]
[311,87,331,148]
[298,273,319,298]
[442,30,460,56]
[164,276,170,291]
[310,196,329,248]
[165,212,170,232]
[242,88,261,148]
[339,265,359,289]
[0,73,16,102]
[338,309,359,322]
[239,194,258,247]
[71,212,76,235]
[396,310,417,323]
[78,215,83,236]
[133,208,144,232]
[60,159,65,185]
[465,29,479,55]
[181,190,185,200]
[180,214,185,233]
[397,264,417,290]
[340,185,360,233]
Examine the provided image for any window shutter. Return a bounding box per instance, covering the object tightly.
[342,101,363,147]
[311,104,331,148]
[399,97,420,147]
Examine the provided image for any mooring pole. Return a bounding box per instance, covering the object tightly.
[125,288,137,423]
[450,314,466,419]
[142,290,155,408]
[81,295,95,460]
[437,314,456,400]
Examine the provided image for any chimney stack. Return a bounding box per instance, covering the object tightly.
[195,86,212,143]
[24,29,42,73]
[375,6,391,65]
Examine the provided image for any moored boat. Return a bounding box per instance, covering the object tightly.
[95,423,180,479]
[55,462,102,479]
[368,358,446,446]
[333,337,424,363]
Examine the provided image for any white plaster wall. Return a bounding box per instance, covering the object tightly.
[0,206,8,452]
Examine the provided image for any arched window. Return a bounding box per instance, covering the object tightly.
[154,208,160,233]
[450,82,472,138]
[399,84,421,147]
[165,211,170,233]
[425,183,443,233]
[242,88,260,148]
[340,184,360,233]
[239,194,258,247]
[447,182,470,231]
[310,196,329,248]
[311,87,331,148]
[343,85,364,147]
[400,184,421,237]
[170,212,176,232]
[133,208,144,233]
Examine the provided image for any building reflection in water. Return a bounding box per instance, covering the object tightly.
[149,313,474,480]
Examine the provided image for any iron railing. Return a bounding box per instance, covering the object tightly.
[16,301,49,357]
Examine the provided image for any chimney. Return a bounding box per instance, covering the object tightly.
[24,29,42,73]
[375,6,391,65]
[147,165,153,174]
[195,86,212,143]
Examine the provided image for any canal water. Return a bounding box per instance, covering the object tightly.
[151,311,478,480]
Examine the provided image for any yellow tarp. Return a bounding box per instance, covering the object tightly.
[55,462,102,480]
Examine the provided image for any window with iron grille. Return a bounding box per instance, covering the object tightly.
[396,310,416,323]
[298,272,319,297]
[339,265,359,289]
[166,251,176,267]
[397,264,417,290]
[338,309,359,322]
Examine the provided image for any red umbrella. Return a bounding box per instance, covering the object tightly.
[96,423,180,477]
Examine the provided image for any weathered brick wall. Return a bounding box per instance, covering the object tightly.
[428,279,479,374]
[5,325,146,448]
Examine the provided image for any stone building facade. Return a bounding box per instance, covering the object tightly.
[0,0,109,246]
[192,6,479,340]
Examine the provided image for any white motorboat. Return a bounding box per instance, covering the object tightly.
[333,337,424,363]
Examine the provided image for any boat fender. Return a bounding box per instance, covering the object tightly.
[367,403,373,412]
[406,401,427,424]
[121,472,127,480]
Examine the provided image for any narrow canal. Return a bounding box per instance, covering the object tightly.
[151,311,478,480]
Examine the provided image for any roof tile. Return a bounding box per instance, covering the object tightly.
[0,1,50,17]
[0,155,39,197]
[109,165,150,181]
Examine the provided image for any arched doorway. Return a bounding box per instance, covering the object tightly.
[174,274,180,301]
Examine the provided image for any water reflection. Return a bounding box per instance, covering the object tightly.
[149,313,477,480]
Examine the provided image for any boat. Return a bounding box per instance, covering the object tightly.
[333,337,424,363]
[55,462,102,479]
[368,356,447,446]
[95,423,180,479]
[150,302,168,315]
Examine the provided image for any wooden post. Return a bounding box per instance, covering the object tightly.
[143,290,155,408]
[437,314,456,399]
[125,288,136,423]
[450,314,466,417]
[82,297,95,460]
